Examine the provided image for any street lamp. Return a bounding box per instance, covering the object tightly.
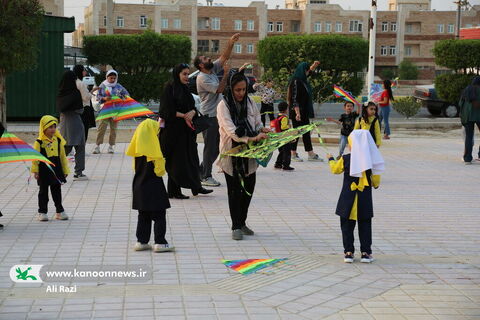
[367,0,377,100]
[455,0,470,39]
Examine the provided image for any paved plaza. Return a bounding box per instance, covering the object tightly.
[0,130,479,320]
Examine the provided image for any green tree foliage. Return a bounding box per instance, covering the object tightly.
[257,35,368,103]
[398,60,418,80]
[83,31,191,103]
[381,68,397,80]
[433,39,480,73]
[0,0,44,126]
[434,74,473,104]
[392,96,421,119]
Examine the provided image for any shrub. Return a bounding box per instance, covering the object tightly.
[398,60,418,80]
[381,68,397,80]
[433,39,480,73]
[435,73,474,104]
[392,96,421,119]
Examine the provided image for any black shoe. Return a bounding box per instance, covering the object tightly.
[274,164,282,169]
[168,193,189,199]
[0,224,3,230]
[192,187,213,196]
[283,166,295,171]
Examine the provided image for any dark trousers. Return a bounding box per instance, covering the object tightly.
[136,210,167,244]
[38,183,64,214]
[260,102,274,127]
[200,117,220,180]
[65,145,85,176]
[340,217,372,254]
[463,121,480,162]
[275,143,292,168]
[291,117,313,152]
[224,172,256,230]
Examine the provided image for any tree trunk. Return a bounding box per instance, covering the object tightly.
[0,69,6,129]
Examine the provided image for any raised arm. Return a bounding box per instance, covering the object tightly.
[218,33,240,65]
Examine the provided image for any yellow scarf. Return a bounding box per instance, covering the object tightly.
[37,115,66,146]
[125,119,166,177]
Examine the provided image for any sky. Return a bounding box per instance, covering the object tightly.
[64,0,480,45]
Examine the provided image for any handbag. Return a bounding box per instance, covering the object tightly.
[192,111,211,134]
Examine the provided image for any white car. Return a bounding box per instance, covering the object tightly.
[64,65,100,90]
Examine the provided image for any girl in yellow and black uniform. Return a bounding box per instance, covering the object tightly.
[31,116,70,222]
[354,102,382,148]
[327,130,385,263]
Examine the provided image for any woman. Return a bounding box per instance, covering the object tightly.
[459,76,480,164]
[378,79,394,140]
[73,65,97,141]
[159,63,213,199]
[94,70,129,154]
[288,61,322,162]
[57,70,88,181]
[217,71,269,240]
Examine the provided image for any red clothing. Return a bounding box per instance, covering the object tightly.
[379,90,390,107]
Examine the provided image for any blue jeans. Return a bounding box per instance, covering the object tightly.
[379,105,391,136]
[339,135,348,156]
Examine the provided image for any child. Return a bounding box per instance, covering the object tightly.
[327,129,384,263]
[273,101,294,171]
[0,121,4,228]
[93,70,130,154]
[253,79,281,126]
[31,116,70,221]
[354,102,382,148]
[126,119,174,252]
[327,101,361,157]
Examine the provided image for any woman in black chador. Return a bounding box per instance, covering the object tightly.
[159,63,213,199]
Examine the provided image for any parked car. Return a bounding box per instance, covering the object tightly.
[413,85,458,118]
[64,65,100,91]
[188,69,256,95]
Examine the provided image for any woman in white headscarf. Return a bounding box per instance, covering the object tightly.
[327,129,384,264]
[93,70,130,154]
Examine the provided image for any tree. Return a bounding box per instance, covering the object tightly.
[0,0,44,127]
[257,35,368,103]
[398,60,418,80]
[83,31,191,103]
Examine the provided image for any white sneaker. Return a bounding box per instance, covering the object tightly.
[92,146,100,154]
[308,154,324,162]
[360,253,374,263]
[153,244,175,252]
[292,154,303,162]
[201,177,221,187]
[108,145,114,154]
[37,213,48,221]
[134,242,152,251]
[54,212,69,220]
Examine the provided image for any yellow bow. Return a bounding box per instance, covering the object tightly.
[350,171,369,192]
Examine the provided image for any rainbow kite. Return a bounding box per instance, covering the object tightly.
[96,95,153,122]
[333,85,361,106]
[222,258,287,275]
[0,130,53,166]
[370,78,399,103]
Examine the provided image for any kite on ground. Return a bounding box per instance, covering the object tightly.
[222,259,288,275]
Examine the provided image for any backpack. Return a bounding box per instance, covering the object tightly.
[270,115,287,133]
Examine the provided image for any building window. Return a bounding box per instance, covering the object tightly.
[45,11,53,15]
[405,45,412,57]
[465,23,473,28]
[325,22,331,32]
[247,43,254,54]
[116,16,124,28]
[311,0,326,3]
[212,17,220,30]
[349,20,363,32]
[211,40,219,53]
[103,16,107,27]
[335,22,342,32]
[406,23,413,33]
[234,43,242,53]
[161,18,168,29]
[291,21,301,32]
[437,24,444,33]
[389,46,396,56]
[382,22,388,32]
[234,20,242,31]
[268,22,273,32]
[197,40,209,53]
[140,15,147,28]
[173,19,181,29]
[314,22,322,32]
[448,24,454,33]
[276,22,283,32]
[380,46,387,56]
[247,20,254,31]
[391,22,397,32]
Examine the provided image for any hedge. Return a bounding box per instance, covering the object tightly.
[434,74,474,104]
[433,39,480,73]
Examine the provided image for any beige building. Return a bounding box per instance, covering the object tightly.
[40,0,64,16]
[75,0,480,80]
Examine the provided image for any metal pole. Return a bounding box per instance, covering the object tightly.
[367,0,377,101]
[456,1,461,39]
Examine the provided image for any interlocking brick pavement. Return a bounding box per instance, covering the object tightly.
[0,133,479,319]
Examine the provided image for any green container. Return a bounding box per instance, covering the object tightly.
[6,15,75,120]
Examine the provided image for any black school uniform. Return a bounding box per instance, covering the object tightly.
[133,156,171,244]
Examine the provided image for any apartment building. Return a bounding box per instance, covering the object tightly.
[39,0,64,16]
[75,0,480,80]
